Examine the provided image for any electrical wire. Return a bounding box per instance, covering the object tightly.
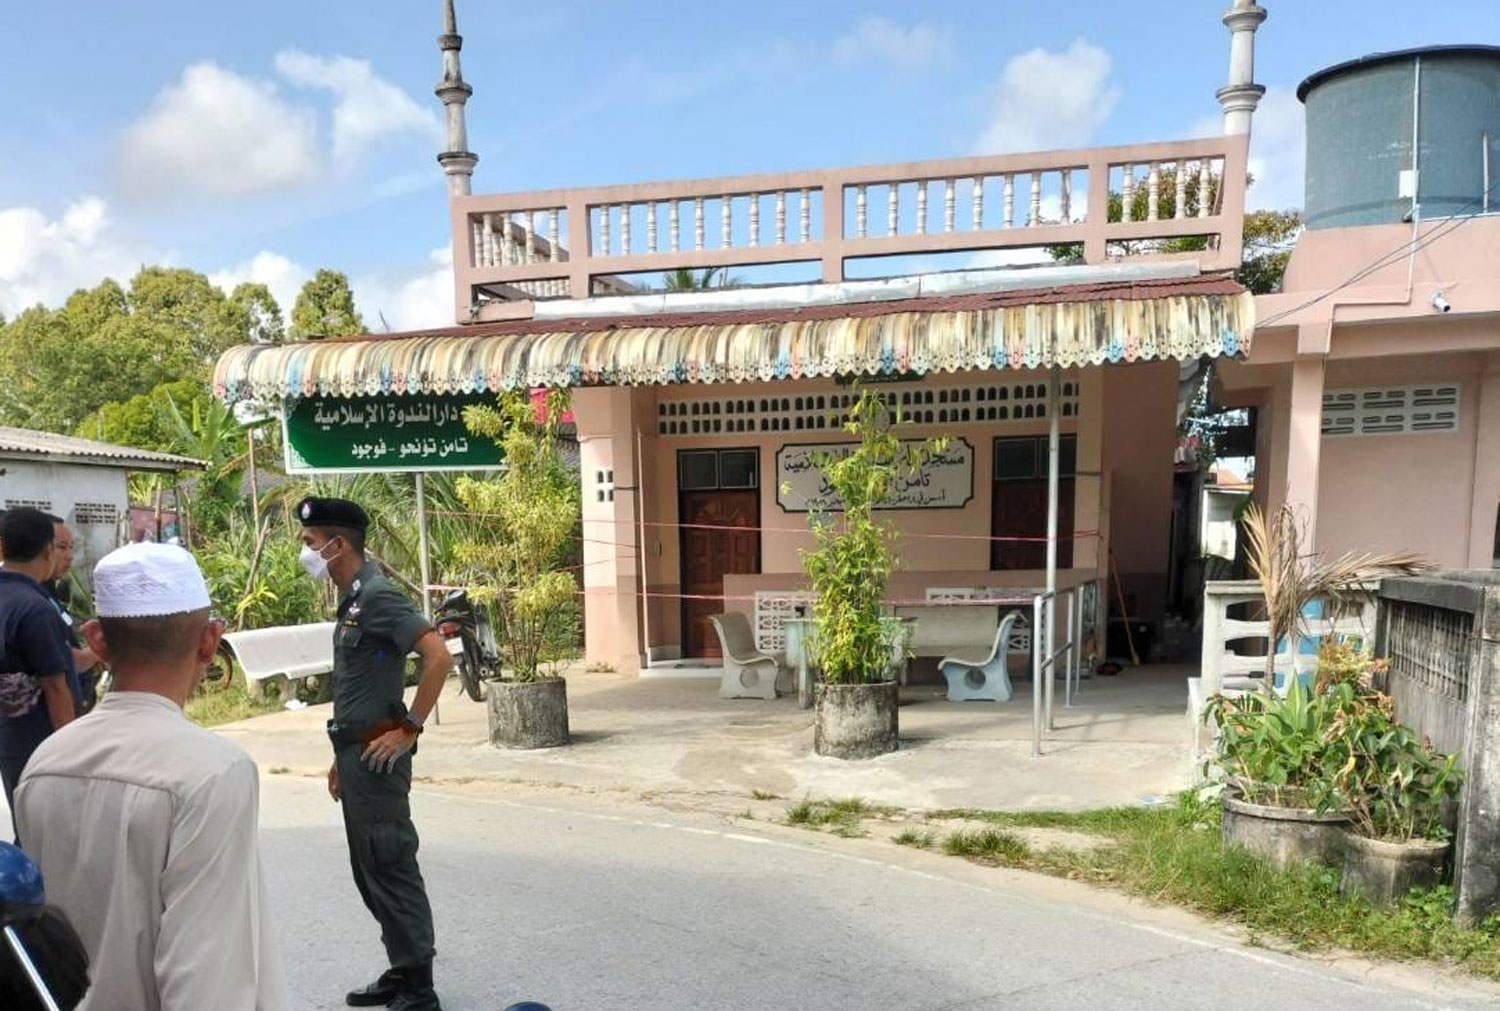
[1257,177,1500,330]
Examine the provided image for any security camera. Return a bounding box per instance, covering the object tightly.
[1432,291,1452,313]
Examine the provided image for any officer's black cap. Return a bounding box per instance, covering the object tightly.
[296,496,369,532]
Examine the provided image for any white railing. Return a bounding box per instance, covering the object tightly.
[1189,580,1379,766]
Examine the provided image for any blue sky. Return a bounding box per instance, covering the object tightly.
[2,0,1497,329]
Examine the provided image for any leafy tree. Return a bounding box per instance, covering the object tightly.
[231,282,285,343]
[1045,167,1303,295]
[290,268,365,340]
[0,268,253,433]
[453,390,579,681]
[74,378,214,453]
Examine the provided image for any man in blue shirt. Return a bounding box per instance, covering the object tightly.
[0,507,77,824]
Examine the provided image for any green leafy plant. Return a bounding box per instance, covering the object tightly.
[799,388,944,685]
[1324,692,1463,842]
[454,389,580,682]
[1203,678,1348,809]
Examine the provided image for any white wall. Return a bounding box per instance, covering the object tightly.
[0,460,130,585]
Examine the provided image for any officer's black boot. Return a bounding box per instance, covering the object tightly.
[346,968,404,1007]
[387,963,441,1011]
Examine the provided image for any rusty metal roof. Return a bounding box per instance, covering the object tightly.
[0,428,205,473]
[215,273,1254,403]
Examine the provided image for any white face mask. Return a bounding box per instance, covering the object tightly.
[299,540,336,581]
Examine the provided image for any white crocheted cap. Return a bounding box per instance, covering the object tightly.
[94,543,212,618]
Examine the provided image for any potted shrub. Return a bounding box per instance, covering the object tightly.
[457,389,579,749]
[801,388,943,760]
[1205,678,1351,868]
[1327,689,1464,906]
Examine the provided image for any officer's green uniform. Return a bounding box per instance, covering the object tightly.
[330,560,436,973]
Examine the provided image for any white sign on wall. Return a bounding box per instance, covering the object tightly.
[776,438,974,512]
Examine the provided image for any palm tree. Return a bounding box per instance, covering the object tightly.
[1240,503,1427,683]
[663,267,741,291]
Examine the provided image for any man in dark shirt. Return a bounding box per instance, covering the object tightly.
[0,507,77,824]
[43,517,100,714]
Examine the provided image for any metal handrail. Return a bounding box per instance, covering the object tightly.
[1031,585,1087,757]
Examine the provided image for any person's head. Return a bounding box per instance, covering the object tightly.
[296,497,369,586]
[0,508,57,579]
[82,543,222,704]
[46,516,74,582]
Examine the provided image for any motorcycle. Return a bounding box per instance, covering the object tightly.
[434,588,499,702]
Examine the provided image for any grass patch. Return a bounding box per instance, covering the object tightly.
[784,796,900,838]
[942,828,1030,864]
[751,789,782,801]
[893,827,938,850]
[929,793,1500,981]
[184,680,282,727]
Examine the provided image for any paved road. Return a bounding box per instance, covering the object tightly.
[237,777,1496,1011]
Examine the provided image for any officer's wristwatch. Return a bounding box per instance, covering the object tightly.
[400,716,425,736]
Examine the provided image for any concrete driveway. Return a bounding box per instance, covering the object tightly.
[218,665,1193,812]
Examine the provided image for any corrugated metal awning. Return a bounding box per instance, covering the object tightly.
[214,274,1253,404]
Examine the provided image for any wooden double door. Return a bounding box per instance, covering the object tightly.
[680,489,761,658]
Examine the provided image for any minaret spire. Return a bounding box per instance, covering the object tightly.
[436,0,477,196]
[1218,0,1267,136]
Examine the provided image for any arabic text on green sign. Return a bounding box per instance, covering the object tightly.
[283,393,504,473]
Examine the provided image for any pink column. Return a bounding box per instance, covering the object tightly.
[573,387,644,673]
[1467,354,1500,567]
[1284,355,1326,550]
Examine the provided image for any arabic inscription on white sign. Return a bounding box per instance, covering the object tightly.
[776,438,974,512]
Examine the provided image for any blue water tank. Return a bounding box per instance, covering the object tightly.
[1299,46,1500,229]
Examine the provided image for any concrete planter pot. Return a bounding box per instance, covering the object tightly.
[814,681,898,760]
[1340,833,1450,907]
[1221,789,1350,869]
[486,678,569,749]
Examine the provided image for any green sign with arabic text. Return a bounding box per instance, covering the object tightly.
[283,393,504,473]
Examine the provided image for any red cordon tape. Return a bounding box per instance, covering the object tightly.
[428,509,1100,544]
[425,584,1042,606]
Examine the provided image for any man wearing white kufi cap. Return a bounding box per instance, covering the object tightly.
[15,543,288,1011]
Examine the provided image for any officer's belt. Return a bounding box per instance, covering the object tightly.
[326,702,410,748]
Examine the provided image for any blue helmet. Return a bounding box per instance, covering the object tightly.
[0,841,44,913]
[503,1004,553,1011]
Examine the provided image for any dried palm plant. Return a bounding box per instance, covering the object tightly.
[1240,502,1428,683]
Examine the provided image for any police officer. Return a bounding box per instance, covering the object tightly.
[298,497,452,1011]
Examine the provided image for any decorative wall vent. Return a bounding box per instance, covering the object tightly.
[73,502,120,526]
[1321,384,1460,437]
[658,380,1080,437]
[753,591,813,653]
[594,469,615,503]
[4,499,53,512]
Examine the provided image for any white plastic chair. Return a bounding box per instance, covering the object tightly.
[711,613,782,700]
[938,612,1020,702]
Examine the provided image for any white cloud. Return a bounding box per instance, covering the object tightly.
[1190,86,1305,211]
[118,62,320,200]
[832,18,955,71]
[273,51,441,167]
[976,39,1118,154]
[208,250,310,317]
[0,197,143,317]
[355,247,454,333]
[1245,87,1305,211]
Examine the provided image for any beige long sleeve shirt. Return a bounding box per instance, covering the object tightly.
[15,691,287,1011]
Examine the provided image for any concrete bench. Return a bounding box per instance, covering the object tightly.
[219,622,463,696]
